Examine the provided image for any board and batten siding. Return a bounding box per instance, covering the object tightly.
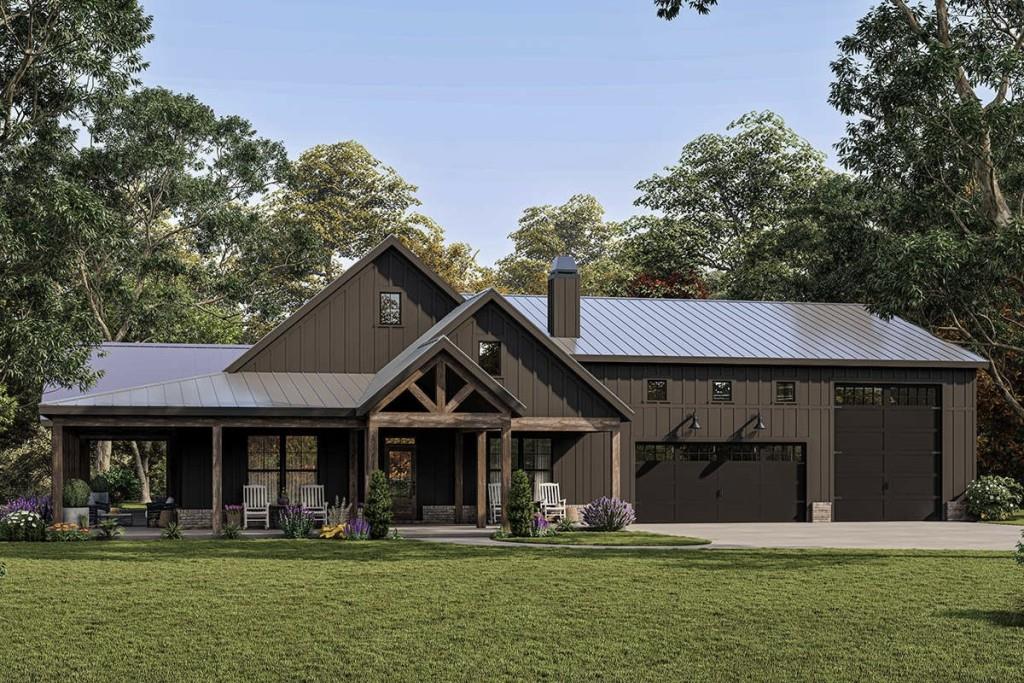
[448,301,620,419]
[236,248,459,374]
[583,363,977,507]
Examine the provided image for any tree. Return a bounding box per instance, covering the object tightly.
[830,0,1024,421]
[493,194,628,295]
[507,470,533,537]
[365,470,392,539]
[273,140,485,291]
[618,216,710,299]
[633,111,832,298]
[653,0,719,20]
[0,0,150,462]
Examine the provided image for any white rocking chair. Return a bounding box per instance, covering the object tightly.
[537,482,567,521]
[243,484,270,530]
[487,482,502,525]
[300,484,327,525]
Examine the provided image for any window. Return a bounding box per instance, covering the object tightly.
[775,381,796,403]
[636,442,805,464]
[488,437,552,491]
[246,434,318,503]
[835,384,938,407]
[646,379,668,402]
[711,380,732,402]
[379,292,401,326]
[478,341,501,376]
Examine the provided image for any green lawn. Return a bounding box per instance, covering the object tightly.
[498,530,709,546]
[0,541,1021,681]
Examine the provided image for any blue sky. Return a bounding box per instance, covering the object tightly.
[141,1,874,266]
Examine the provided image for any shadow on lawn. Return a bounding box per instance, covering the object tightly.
[942,608,1024,628]
[1,539,1008,571]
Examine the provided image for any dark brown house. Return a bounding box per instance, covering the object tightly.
[39,237,985,529]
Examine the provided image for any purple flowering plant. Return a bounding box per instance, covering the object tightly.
[581,497,635,531]
[1,495,52,522]
[343,517,371,540]
[530,513,552,537]
[277,504,316,539]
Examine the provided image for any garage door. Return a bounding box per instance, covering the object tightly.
[834,384,941,521]
[635,443,806,522]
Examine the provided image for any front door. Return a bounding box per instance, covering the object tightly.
[385,437,417,521]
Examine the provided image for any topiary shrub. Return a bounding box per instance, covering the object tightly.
[581,497,636,531]
[507,470,533,537]
[105,465,141,503]
[365,470,392,539]
[965,475,1024,521]
[62,479,90,508]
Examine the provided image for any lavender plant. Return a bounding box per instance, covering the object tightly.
[278,505,316,539]
[530,513,552,537]
[343,517,371,540]
[581,497,635,531]
[0,495,52,522]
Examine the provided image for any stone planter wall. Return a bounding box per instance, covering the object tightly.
[421,505,477,523]
[177,508,212,529]
[810,502,833,523]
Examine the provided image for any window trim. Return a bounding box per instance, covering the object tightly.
[478,340,502,377]
[378,291,402,327]
[774,380,797,404]
[645,378,669,403]
[710,379,733,403]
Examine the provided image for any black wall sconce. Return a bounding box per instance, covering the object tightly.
[755,413,767,431]
[690,413,701,430]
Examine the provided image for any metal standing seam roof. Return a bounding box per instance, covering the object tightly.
[40,371,375,415]
[503,295,987,367]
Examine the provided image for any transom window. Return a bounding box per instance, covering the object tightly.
[379,292,402,326]
[646,379,668,402]
[835,384,938,407]
[711,380,733,402]
[478,341,501,376]
[775,381,796,403]
[488,437,552,490]
[246,434,318,503]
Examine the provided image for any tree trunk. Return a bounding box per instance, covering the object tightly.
[94,440,111,473]
[130,440,151,503]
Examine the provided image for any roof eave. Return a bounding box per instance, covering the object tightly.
[37,405,361,418]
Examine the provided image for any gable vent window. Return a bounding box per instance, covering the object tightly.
[379,292,402,326]
[646,379,668,402]
[479,341,501,376]
[775,381,796,403]
[711,380,733,402]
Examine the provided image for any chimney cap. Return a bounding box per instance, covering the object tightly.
[549,255,578,275]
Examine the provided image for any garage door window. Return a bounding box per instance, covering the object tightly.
[835,384,938,407]
[635,442,804,464]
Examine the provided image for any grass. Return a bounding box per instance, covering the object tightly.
[985,511,1024,526]
[497,530,710,546]
[0,540,1021,681]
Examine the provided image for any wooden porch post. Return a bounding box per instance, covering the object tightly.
[610,427,621,499]
[51,422,64,523]
[211,425,223,533]
[365,419,379,496]
[476,431,486,528]
[500,420,511,530]
[348,430,359,508]
[453,431,463,524]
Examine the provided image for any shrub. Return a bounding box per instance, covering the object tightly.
[1017,532,1024,567]
[507,470,533,537]
[63,479,90,508]
[105,465,142,504]
[221,522,242,540]
[161,522,183,540]
[965,475,1024,521]
[581,497,635,531]
[89,474,109,493]
[555,516,577,533]
[278,505,315,539]
[530,513,552,537]
[325,496,350,527]
[47,523,90,542]
[365,471,392,539]
[0,495,51,522]
[0,511,47,541]
[94,518,123,540]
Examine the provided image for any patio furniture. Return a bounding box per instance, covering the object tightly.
[243,485,270,529]
[146,497,176,527]
[300,485,327,525]
[537,482,567,521]
[97,511,132,527]
[487,482,502,524]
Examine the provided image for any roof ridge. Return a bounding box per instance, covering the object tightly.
[504,294,872,307]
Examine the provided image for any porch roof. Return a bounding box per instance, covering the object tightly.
[38,371,375,417]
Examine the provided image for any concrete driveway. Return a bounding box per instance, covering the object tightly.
[630,521,1023,551]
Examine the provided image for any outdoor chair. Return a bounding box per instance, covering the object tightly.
[300,484,327,525]
[487,482,502,524]
[537,482,567,521]
[243,484,270,529]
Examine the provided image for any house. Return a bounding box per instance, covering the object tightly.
[38,236,985,530]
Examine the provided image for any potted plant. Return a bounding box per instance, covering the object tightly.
[62,478,91,525]
[89,474,110,506]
